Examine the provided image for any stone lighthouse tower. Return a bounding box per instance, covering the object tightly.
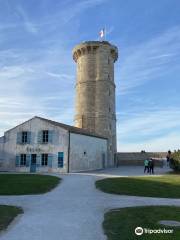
[72,41,118,166]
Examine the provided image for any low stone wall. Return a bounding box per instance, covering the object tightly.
[116,159,164,167]
[116,152,167,167]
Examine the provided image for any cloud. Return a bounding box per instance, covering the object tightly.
[59,0,108,24]
[118,109,180,137]
[0,0,77,134]
[115,26,180,151]
[46,71,74,80]
[0,91,74,136]
[118,133,180,152]
[0,45,74,136]
[117,108,180,151]
[27,0,108,32]
[117,26,180,95]
[16,5,38,34]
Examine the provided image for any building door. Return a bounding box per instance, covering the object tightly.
[30,154,37,172]
[58,152,64,168]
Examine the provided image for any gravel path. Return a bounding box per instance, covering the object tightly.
[0,167,179,240]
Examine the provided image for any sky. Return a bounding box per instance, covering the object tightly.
[0,0,180,152]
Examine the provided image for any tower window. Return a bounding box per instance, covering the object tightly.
[109,89,111,96]
[109,107,111,112]
[78,63,81,71]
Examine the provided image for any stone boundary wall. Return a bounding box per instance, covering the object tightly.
[116,152,167,167]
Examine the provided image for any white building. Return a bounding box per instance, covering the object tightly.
[0,116,107,173]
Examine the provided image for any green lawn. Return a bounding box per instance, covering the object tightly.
[96,175,180,198]
[0,174,60,195]
[0,205,23,231]
[103,206,180,240]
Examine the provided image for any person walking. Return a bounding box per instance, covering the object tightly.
[144,159,149,173]
[149,158,154,174]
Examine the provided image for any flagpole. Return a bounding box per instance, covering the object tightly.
[104,26,106,41]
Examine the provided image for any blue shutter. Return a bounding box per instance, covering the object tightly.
[54,131,59,145]
[36,154,41,167]
[48,130,54,143]
[26,154,31,167]
[37,131,42,144]
[48,154,53,167]
[27,132,31,144]
[52,154,57,168]
[16,132,22,144]
[16,155,20,167]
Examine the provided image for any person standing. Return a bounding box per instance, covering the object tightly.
[144,159,149,173]
[166,150,171,167]
[149,158,154,174]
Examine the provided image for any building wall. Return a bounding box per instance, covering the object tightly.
[2,118,69,173]
[0,136,4,169]
[0,136,4,156]
[72,41,118,167]
[69,132,107,172]
[116,152,167,160]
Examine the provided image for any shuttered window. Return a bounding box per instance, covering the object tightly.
[38,130,54,144]
[41,154,48,166]
[20,154,26,166]
[22,132,27,143]
[17,131,31,144]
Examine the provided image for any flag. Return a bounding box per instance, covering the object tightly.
[99,28,105,38]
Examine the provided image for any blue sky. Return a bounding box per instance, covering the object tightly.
[0,0,180,151]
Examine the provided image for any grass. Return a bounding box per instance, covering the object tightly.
[0,205,23,231]
[0,174,60,195]
[96,175,180,198]
[103,206,180,240]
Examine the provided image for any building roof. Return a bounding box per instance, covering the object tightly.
[36,116,107,139]
[5,116,107,140]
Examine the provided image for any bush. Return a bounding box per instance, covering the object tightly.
[170,150,180,172]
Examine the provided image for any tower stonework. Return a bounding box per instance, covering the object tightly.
[72,41,118,166]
